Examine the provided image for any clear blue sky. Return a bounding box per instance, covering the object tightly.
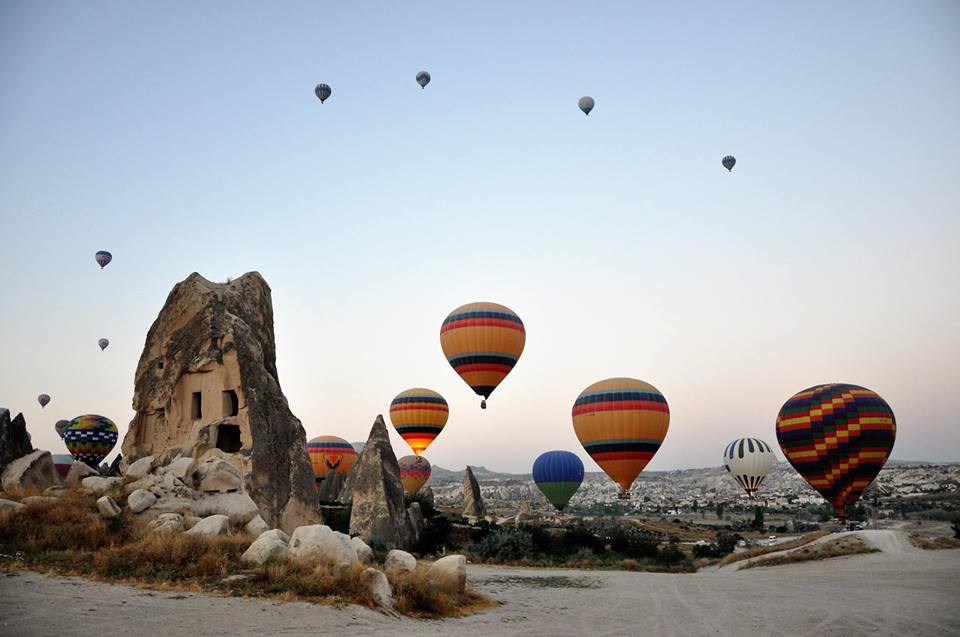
[1,1,958,472]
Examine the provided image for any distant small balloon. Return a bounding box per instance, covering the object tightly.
[38,393,51,408]
[416,71,431,89]
[55,420,71,439]
[95,251,112,269]
[315,83,332,103]
[98,338,109,351]
[722,155,736,172]
[578,96,595,116]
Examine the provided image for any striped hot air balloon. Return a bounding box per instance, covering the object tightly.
[390,388,448,456]
[776,383,896,517]
[52,453,74,478]
[722,437,777,498]
[63,415,118,469]
[307,435,357,487]
[572,378,669,498]
[532,450,584,511]
[399,455,431,495]
[440,302,525,409]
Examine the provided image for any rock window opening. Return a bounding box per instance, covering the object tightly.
[216,424,242,453]
[222,390,239,417]
[158,361,164,369]
[191,392,202,420]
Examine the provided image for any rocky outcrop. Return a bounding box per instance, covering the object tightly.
[120,272,321,531]
[463,466,486,518]
[427,554,467,593]
[316,470,345,503]
[421,486,435,508]
[352,537,373,564]
[244,514,269,536]
[148,513,185,533]
[128,489,158,513]
[242,529,289,565]
[81,476,121,496]
[407,502,425,544]
[96,496,121,518]
[1,450,61,494]
[185,514,230,536]
[0,409,33,475]
[65,462,99,488]
[288,524,357,566]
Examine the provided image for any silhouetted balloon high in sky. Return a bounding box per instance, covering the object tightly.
[390,388,448,456]
[314,83,332,103]
[722,155,736,172]
[578,96,594,116]
[37,393,50,408]
[95,250,112,269]
[416,71,431,89]
[54,420,71,439]
[722,437,776,498]
[98,338,109,351]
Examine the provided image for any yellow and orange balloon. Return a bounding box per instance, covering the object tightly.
[399,455,432,495]
[306,435,356,488]
[390,388,448,456]
[572,377,670,497]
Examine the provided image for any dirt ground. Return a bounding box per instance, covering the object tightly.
[1,532,957,637]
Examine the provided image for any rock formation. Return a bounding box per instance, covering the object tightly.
[120,272,321,531]
[0,409,33,475]
[463,466,486,517]
[344,415,411,549]
[1,450,61,494]
[316,469,345,503]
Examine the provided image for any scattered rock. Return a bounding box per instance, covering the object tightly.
[165,457,196,486]
[191,492,260,526]
[241,529,289,565]
[384,549,416,572]
[288,524,358,566]
[184,514,231,536]
[344,416,411,549]
[463,466,486,518]
[65,462,99,488]
[360,567,393,610]
[352,536,373,564]
[244,514,269,537]
[96,496,121,519]
[197,458,242,493]
[316,470,345,503]
[220,574,250,584]
[21,496,60,506]
[125,455,154,480]
[43,486,67,497]
[427,554,466,593]
[0,498,25,514]
[148,513,185,533]
[124,474,162,495]
[0,409,33,476]
[1,450,62,495]
[81,476,122,496]
[128,488,158,513]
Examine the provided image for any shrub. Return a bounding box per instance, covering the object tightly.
[715,531,742,555]
[466,528,533,562]
[414,514,453,555]
[692,543,723,558]
[320,506,351,534]
[608,527,659,559]
[389,565,493,618]
[563,526,605,554]
[654,543,685,565]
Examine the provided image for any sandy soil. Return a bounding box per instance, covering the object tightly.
[2,533,957,637]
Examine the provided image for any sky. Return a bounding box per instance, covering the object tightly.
[1,1,958,474]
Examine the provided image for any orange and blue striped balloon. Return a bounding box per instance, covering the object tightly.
[390,388,448,456]
[440,302,525,408]
[64,415,118,469]
[399,455,432,495]
[572,378,670,496]
[307,435,357,487]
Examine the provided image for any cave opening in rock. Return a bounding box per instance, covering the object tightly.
[191,392,202,420]
[222,390,239,417]
[216,424,242,453]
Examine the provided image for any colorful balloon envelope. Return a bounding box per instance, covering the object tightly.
[64,415,118,469]
[307,435,357,487]
[532,450,584,511]
[390,388,448,456]
[722,437,776,498]
[37,393,51,408]
[440,302,525,409]
[399,455,431,495]
[572,378,669,497]
[776,383,896,516]
[95,250,112,269]
[52,453,74,478]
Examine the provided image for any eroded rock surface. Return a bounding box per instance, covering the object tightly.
[463,466,486,518]
[0,409,33,475]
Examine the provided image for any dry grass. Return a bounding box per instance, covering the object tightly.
[739,535,878,569]
[908,535,960,550]
[389,565,496,618]
[718,531,829,567]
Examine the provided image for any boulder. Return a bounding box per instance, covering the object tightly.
[462,466,486,518]
[191,492,260,526]
[96,496,121,519]
[0,409,33,475]
[0,498,25,515]
[81,476,122,496]
[241,529,289,565]
[120,272,322,529]
[65,462,99,488]
[43,486,67,497]
[427,554,466,593]
[21,496,59,506]
[384,549,416,572]
[184,514,231,536]
[197,458,242,493]
[1,450,62,494]
[125,456,154,480]
[128,488,158,513]
[244,514,270,537]
[148,513,185,533]
[124,474,162,495]
[288,524,358,566]
[165,457,197,486]
[316,470,345,503]
[343,416,411,549]
[352,536,373,564]
[360,567,393,610]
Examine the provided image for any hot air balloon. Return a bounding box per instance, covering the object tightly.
[95,250,112,269]
[572,378,669,499]
[722,437,776,498]
[532,450,584,511]
[54,419,71,439]
[399,455,431,495]
[722,155,736,172]
[315,83,332,103]
[63,415,118,469]
[776,383,895,517]
[98,338,109,351]
[578,96,594,116]
[440,302,525,409]
[390,388,448,455]
[416,71,431,89]
[52,453,74,479]
[37,394,51,408]
[306,435,357,487]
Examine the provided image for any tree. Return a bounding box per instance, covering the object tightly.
[751,505,765,529]
[951,520,960,540]
[716,503,725,520]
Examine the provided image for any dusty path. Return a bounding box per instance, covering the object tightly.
[2,541,957,637]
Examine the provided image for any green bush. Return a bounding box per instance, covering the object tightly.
[466,528,534,562]
[414,514,453,555]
